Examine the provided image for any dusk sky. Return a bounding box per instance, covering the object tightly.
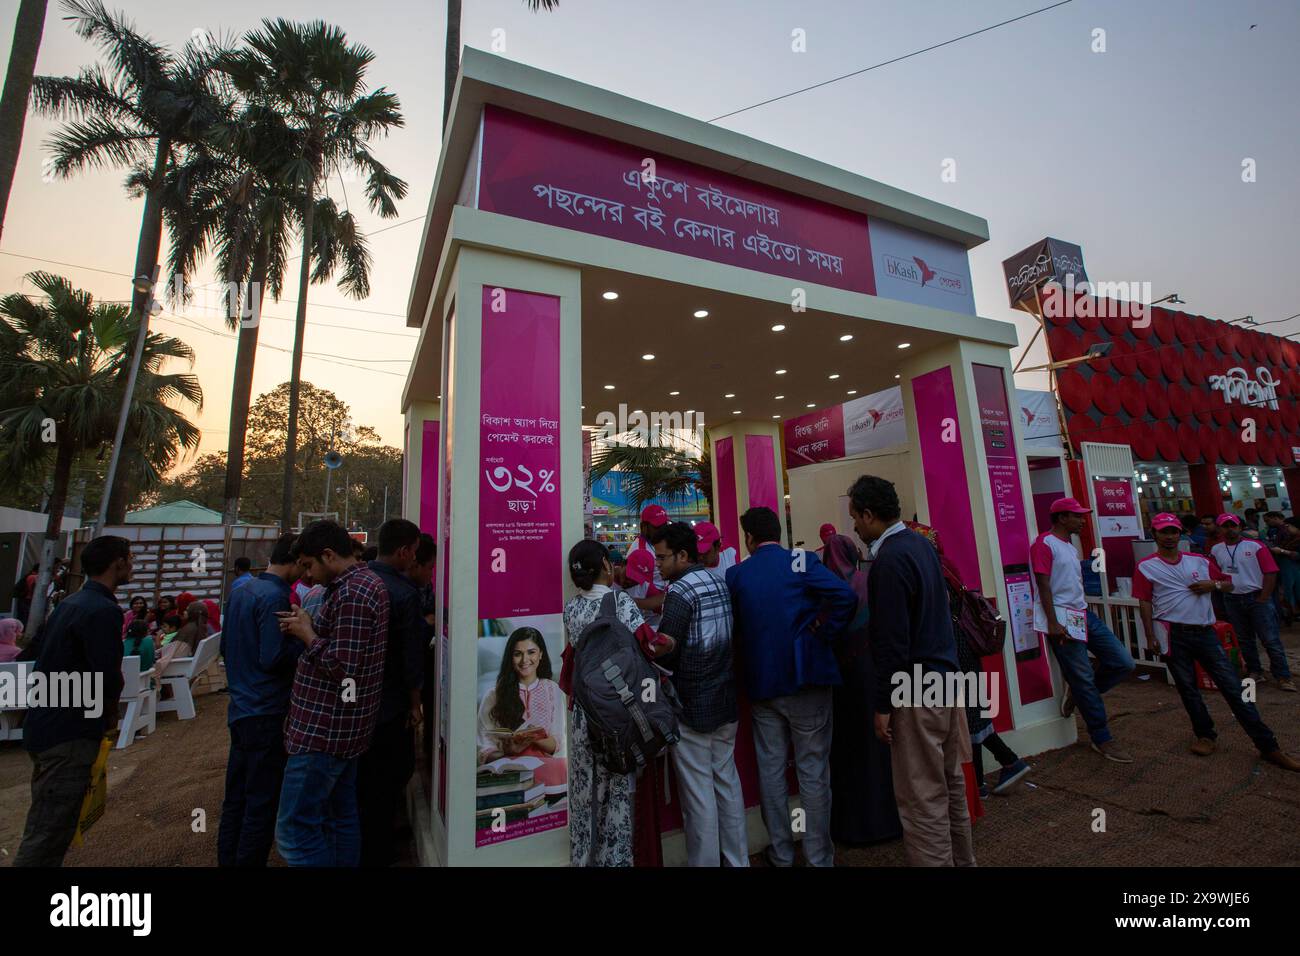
[2,0,1297,465]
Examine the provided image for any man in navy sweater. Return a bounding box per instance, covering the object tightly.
[727,506,857,867]
[849,475,974,867]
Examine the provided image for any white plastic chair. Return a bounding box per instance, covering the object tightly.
[0,660,27,742]
[157,633,221,720]
[116,654,158,749]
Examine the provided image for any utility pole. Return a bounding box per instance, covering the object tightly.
[344,472,350,529]
[382,484,388,524]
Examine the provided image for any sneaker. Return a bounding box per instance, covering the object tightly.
[1090,740,1134,763]
[991,758,1031,795]
[1262,749,1300,772]
[1276,678,1297,693]
[1249,671,1270,684]
[978,783,990,800]
[1190,737,1216,756]
[1060,686,1076,718]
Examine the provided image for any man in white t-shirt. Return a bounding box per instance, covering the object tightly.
[1031,498,1135,763]
[1135,512,1299,770]
[1210,513,1295,691]
[694,521,738,582]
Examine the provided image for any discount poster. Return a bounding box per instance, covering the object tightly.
[473,286,567,847]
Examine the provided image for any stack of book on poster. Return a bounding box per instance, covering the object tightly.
[475,756,546,829]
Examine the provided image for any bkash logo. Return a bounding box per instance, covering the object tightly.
[883,253,965,294]
[913,257,937,287]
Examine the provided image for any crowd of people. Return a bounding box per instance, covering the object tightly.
[8,474,1299,869]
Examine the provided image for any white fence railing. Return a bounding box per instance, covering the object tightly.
[1086,595,1174,685]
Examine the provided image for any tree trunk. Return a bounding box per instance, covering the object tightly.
[101,135,170,526]
[281,180,316,532]
[0,0,48,244]
[25,435,74,640]
[223,238,269,526]
[443,0,461,130]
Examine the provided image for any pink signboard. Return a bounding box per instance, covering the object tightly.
[784,405,846,468]
[912,368,981,592]
[745,434,779,514]
[421,420,440,537]
[477,287,563,618]
[714,437,739,563]
[478,106,876,295]
[1092,477,1139,582]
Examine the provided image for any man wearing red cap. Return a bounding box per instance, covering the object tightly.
[1031,498,1135,763]
[622,550,663,628]
[1210,513,1295,692]
[694,522,738,582]
[1135,513,1299,769]
[628,504,669,616]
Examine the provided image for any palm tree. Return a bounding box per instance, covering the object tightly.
[589,435,712,515]
[0,272,200,633]
[443,0,558,130]
[153,95,300,525]
[0,0,49,242]
[29,0,225,519]
[218,19,407,531]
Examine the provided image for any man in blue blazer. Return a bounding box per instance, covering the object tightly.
[726,506,857,867]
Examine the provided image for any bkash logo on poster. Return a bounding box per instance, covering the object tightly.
[882,252,967,295]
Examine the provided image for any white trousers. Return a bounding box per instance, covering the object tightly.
[670,720,749,866]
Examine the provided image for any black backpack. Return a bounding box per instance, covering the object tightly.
[572,592,681,775]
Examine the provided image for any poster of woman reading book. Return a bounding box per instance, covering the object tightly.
[475,622,569,846]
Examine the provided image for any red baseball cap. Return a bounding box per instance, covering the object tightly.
[1151,512,1183,531]
[1049,497,1091,515]
[1216,512,1242,526]
[626,550,655,585]
[640,504,668,527]
[819,522,837,540]
[695,521,721,553]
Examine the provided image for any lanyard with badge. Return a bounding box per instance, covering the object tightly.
[1223,542,1242,574]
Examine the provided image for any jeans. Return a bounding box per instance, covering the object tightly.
[218,713,289,867]
[751,686,834,867]
[1049,610,1135,744]
[275,752,361,867]
[1223,592,1292,679]
[14,737,101,867]
[670,720,748,866]
[1166,623,1278,754]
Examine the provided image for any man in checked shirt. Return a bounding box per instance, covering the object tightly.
[275,520,389,866]
[651,521,748,868]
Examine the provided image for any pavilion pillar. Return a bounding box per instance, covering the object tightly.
[1188,463,1222,520]
[706,420,785,553]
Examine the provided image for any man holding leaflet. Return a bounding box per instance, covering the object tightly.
[1031,498,1135,764]
[1210,513,1296,691]
[1134,513,1299,769]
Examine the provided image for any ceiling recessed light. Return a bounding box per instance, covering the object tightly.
[603,384,615,390]
[632,409,643,415]
[669,390,680,396]
[725,393,735,398]
[772,415,780,419]
[602,291,619,300]
[771,324,786,332]
[693,309,709,318]
[847,390,857,395]
[894,374,900,379]
[897,342,911,349]
[828,374,840,380]
[775,369,787,375]
[732,410,742,415]
[774,394,784,400]
[806,403,816,408]
[839,334,853,342]
[642,353,655,360]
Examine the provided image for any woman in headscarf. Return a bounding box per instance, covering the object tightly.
[826,523,903,846]
[0,618,23,662]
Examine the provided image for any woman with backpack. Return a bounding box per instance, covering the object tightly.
[562,540,672,866]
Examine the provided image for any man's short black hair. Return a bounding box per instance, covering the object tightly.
[739,507,782,545]
[233,556,252,573]
[414,532,436,565]
[81,535,131,576]
[650,521,698,562]
[847,475,901,522]
[296,520,354,560]
[268,533,298,566]
[377,518,421,557]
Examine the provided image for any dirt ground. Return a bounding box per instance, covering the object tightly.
[2,634,1298,868]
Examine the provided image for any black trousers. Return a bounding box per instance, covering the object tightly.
[972,733,1018,784]
[217,713,289,867]
[14,737,101,867]
[357,715,416,867]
